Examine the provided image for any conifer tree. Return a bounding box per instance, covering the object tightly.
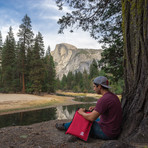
[83,69,90,92]
[44,46,56,93]
[14,43,22,92]
[29,33,44,94]
[0,31,2,63]
[2,26,16,91]
[89,59,99,80]
[17,14,34,93]
[0,31,3,88]
[61,74,67,90]
[66,71,74,90]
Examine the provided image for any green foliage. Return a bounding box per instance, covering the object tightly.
[56,0,124,90]
[59,60,124,94]
[1,27,16,91]
[56,0,122,42]
[43,46,56,93]
[28,34,44,94]
[98,37,123,82]
[89,59,99,79]
[0,15,56,94]
[17,14,34,93]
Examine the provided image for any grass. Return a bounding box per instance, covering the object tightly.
[0,100,59,115]
[0,91,122,114]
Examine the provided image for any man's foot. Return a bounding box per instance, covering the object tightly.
[67,135,78,142]
[55,123,66,130]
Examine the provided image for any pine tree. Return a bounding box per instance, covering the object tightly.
[44,46,56,93]
[29,33,44,94]
[0,31,3,88]
[82,69,91,92]
[61,74,67,90]
[0,31,2,63]
[66,71,74,90]
[89,59,99,80]
[2,26,16,92]
[14,43,22,92]
[17,14,34,93]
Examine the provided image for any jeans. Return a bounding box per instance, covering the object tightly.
[64,118,110,140]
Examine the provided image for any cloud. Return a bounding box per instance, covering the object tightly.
[0,0,101,52]
[43,29,101,51]
[40,0,71,13]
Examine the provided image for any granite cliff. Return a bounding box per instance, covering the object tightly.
[51,43,102,79]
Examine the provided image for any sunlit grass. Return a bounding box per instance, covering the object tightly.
[0,91,122,114]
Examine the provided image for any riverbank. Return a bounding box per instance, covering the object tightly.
[0,91,100,115]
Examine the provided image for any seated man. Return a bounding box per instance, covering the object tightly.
[55,76,122,140]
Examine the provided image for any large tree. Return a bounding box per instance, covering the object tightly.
[17,14,34,93]
[0,31,2,60]
[0,31,2,87]
[44,46,56,93]
[29,32,44,94]
[2,27,16,91]
[56,0,148,146]
[121,0,148,143]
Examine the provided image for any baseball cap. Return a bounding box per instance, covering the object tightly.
[93,76,111,88]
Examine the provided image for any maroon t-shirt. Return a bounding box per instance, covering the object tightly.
[94,92,122,138]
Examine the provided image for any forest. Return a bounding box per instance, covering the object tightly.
[0,14,124,95]
[0,15,56,94]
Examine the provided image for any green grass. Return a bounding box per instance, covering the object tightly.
[0,100,58,114]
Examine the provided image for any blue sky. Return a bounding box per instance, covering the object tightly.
[0,0,101,51]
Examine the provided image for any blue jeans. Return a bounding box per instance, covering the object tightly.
[64,118,110,140]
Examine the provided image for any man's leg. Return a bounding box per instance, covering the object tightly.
[90,119,110,140]
[64,121,72,130]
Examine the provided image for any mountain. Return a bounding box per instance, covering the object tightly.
[51,43,102,79]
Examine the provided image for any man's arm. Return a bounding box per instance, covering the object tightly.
[78,108,100,122]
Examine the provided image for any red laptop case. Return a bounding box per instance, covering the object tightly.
[65,110,93,141]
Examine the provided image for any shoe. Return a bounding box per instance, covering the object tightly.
[67,135,78,142]
[55,123,66,130]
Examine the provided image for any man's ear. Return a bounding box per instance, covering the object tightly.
[98,85,101,88]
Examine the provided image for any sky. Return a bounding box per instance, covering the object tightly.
[0,0,101,51]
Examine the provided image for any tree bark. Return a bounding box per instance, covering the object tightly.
[121,0,148,143]
[22,72,25,93]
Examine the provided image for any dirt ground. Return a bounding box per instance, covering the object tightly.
[0,119,107,148]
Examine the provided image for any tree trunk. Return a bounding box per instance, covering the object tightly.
[121,0,148,143]
[22,72,25,93]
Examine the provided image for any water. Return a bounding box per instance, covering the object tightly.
[0,103,95,128]
[73,96,98,102]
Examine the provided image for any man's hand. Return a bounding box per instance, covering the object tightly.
[78,108,100,122]
[89,106,95,111]
[78,108,85,115]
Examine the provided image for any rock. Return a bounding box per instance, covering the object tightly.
[51,43,102,79]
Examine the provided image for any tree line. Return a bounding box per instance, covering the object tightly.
[0,14,124,95]
[0,14,56,94]
[57,59,124,94]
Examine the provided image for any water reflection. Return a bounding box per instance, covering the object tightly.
[56,106,75,120]
[0,103,95,128]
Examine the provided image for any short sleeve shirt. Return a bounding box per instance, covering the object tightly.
[94,92,122,138]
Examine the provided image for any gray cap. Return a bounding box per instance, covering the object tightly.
[93,76,111,88]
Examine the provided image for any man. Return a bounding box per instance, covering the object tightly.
[55,76,122,140]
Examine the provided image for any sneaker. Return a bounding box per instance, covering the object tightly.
[55,123,66,130]
[67,135,78,142]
